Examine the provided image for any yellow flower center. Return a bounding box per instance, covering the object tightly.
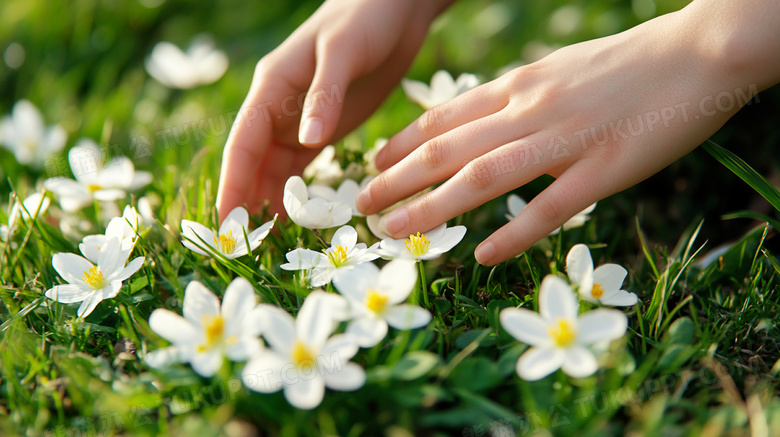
[327,245,349,267]
[548,319,577,348]
[197,315,225,352]
[591,283,605,299]
[81,266,105,289]
[365,289,389,314]
[214,231,237,254]
[291,340,317,371]
[87,184,102,193]
[405,232,430,258]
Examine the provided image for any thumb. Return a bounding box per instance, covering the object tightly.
[298,47,351,147]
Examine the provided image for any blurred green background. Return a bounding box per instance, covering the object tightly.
[2,0,780,269]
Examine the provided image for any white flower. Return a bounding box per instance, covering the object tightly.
[80,206,141,264]
[333,260,431,348]
[302,145,343,185]
[506,194,595,235]
[499,276,628,381]
[1,191,50,242]
[0,100,66,168]
[308,178,364,217]
[145,278,263,377]
[181,206,276,259]
[363,138,388,177]
[281,225,379,287]
[283,176,351,229]
[242,291,365,410]
[137,197,156,226]
[45,237,144,318]
[376,223,467,261]
[43,139,152,212]
[401,70,479,110]
[145,35,228,89]
[566,244,638,306]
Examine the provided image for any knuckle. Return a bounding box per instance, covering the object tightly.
[461,158,496,192]
[417,107,445,138]
[418,138,448,170]
[368,174,392,203]
[532,195,565,225]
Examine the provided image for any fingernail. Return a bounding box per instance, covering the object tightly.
[475,241,496,265]
[380,209,409,236]
[299,117,323,145]
[356,189,372,213]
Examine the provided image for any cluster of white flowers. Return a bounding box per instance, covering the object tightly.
[44,205,146,318]
[500,244,637,381]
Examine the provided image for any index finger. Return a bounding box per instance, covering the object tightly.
[216,85,273,221]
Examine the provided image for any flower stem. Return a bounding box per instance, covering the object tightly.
[312,229,329,249]
[418,261,429,309]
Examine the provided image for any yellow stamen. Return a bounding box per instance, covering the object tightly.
[215,231,237,254]
[87,184,102,193]
[365,289,389,314]
[291,340,316,371]
[405,232,430,258]
[591,283,605,299]
[81,266,105,289]
[327,245,349,267]
[197,315,225,352]
[548,319,577,348]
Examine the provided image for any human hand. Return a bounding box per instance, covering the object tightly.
[216,0,452,221]
[356,0,780,266]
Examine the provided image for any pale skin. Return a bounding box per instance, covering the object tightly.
[217,0,780,266]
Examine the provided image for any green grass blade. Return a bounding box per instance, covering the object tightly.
[702,139,780,212]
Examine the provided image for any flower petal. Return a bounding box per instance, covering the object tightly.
[280,248,323,271]
[181,220,216,256]
[506,194,527,218]
[296,291,341,350]
[221,277,256,324]
[254,305,296,356]
[76,291,104,318]
[429,225,466,253]
[345,317,388,348]
[593,264,628,294]
[576,309,628,345]
[499,307,552,347]
[111,256,144,283]
[332,262,379,302]
[323,362,365,391]
[145,347,180,369]
[516,347,566,381]
[330,225,358,249]
[242,351,286,393]
[52,253,93,286]
[600,290,639,307]
[149,309,201,344]
[190,349,223,377]
[377,259,417,304]
[566,244,593,286]
[538,275,578,322]
[45,284,90,303]
[283,375,325,410]
[561,344,598,378]
[384,305,432,330]
[182,281,220,326]
[225,337,262,362]
[219,206,249,237]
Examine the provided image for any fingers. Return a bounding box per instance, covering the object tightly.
[376,138,557,237]
[358,109,537,216]
[298,39,353,147]
[474,162,605,266]
[216,88,273,221]
[373,85,506,171]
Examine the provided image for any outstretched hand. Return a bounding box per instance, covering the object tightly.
[216,0,452,220]
[356,0,780,265]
